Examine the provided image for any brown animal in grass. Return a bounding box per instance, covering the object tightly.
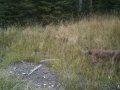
[84,49,120,64]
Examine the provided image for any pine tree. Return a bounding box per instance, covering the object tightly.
[31,0,72,25]
[0,0,9,28]
[92,0,120,12]
[0,0,35,28]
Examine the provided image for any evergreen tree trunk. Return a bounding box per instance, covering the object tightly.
[78,0,82,12]
[90,0,92,11]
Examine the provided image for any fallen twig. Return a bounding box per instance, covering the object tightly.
[22,64,42,75]
[40,59,59,63]
[28,64,42,75]
[22,59,59,75]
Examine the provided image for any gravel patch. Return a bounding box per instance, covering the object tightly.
[7,61,64,90]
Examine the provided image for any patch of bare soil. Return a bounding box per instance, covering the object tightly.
[7,61,64,90]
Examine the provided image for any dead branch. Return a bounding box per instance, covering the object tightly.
[28,64,42,75]
[40,59,59,63]
[22,59,59,75]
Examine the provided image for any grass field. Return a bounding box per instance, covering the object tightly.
[0,14,120,90]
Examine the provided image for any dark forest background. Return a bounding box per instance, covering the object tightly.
[0,0,120,28]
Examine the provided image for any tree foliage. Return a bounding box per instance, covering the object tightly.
[31,0,71,24]
[0,0,120,28]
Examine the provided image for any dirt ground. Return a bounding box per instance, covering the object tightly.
[7,61,64,90]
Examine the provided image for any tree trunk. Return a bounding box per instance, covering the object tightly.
[78,0,82,12]
[90,0,92,11]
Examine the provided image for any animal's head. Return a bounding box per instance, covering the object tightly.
[84,49,91,55]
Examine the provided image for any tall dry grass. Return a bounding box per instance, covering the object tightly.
[0,14,120,89]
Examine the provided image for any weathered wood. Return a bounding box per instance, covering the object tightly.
[40,59,59,63]
[23,59,59,75]
[28,64,42,75]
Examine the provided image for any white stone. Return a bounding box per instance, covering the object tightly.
[51,85,54,87]
[117,85,120,89]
